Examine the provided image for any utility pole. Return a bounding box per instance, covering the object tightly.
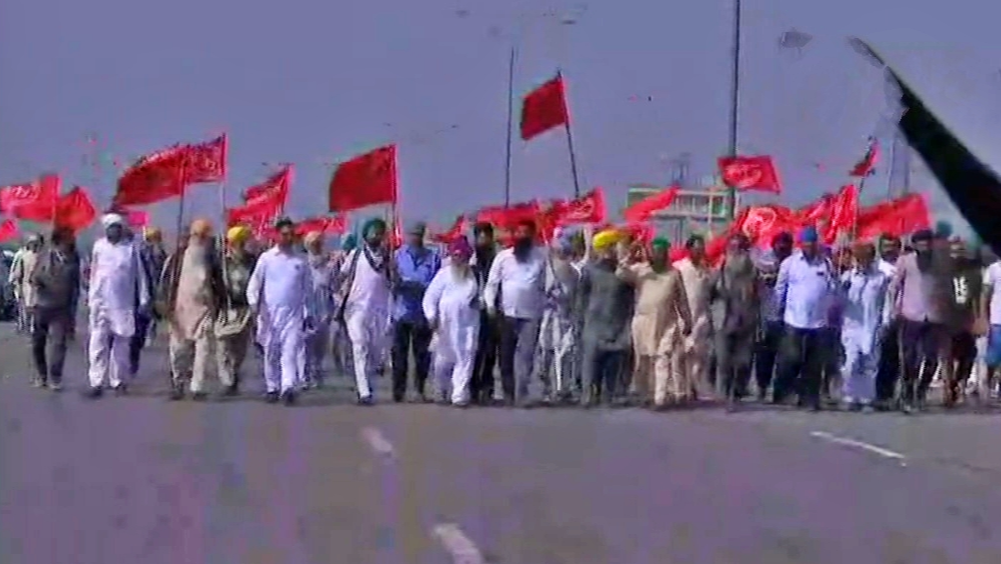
[725,0,742,220]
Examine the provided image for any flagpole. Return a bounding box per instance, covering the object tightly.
[558,70,582,198]
[504,46,516,208]
[725,0,742,221]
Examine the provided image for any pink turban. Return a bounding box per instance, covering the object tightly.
[448,236,473,259]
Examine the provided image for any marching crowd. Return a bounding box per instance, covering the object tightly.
[8,211,1001,414]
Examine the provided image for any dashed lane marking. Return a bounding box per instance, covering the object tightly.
[810,431,907,465]
[432,523,485,564]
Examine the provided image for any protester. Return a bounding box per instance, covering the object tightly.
[538,230,580,402]
[772,226,837,411]
[9,234,43,334]
[675,235,714,400]
[754,231,793,401]
[874,234,903,409]
[838,240,891,410]
[303,231,338,389]
[621,237,691,408]
[86,213,150,398]
[163,219,226,400]
[29,227,80,390]
[484,219,547,406]
[423,236,481,406]
[470,222,499,404]
[391,222,441,402]
[710,233,761,408]
[216,225,257,395]
[340,218,394,405]
[247,217,315,405]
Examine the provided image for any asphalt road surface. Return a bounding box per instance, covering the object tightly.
[2,323,1001,563]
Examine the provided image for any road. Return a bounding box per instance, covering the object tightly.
[1,323,1001,563]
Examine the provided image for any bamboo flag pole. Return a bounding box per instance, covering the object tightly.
[557,70,582,199]
[504,46,516,208]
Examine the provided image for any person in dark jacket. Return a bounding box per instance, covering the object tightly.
[29,227,81,390]
[469,222,499,404]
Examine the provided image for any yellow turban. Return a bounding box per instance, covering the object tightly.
[190,218,213,237]
[143,227,161,240]
[592,229,622,251]
[303,231,323,246]
[226,225,251,244]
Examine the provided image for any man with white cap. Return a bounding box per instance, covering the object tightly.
[537,229,580,403]
[303,230,338,388]
[247,217,315,406]
[86,213,150,398]
[9,234,43,334]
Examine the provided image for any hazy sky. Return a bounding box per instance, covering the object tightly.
[2,0,1001,237]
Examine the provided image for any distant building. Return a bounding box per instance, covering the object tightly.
[626,174,739,242]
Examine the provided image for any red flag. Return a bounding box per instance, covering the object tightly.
[623,185,680,223]
[389,214,403,249]
[856,194,931,241]
[126,210,150,228]
[115,135,227,207]
[295,215,349,236]
[244,165,292,206]
[823,184,859,244]
[226,201,277,227]
[54,186,97,233]
[0,220,18,242]
[718,155,782,193]
[0,174,61,222]
[555,188,607,226]
[431,215,468,243]
[520,75,569,141]
[328,145,398,212]
[849,137,880,177]
[476,201,542,235]
[733,204,800,249]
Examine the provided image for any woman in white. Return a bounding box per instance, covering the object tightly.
[422,236,481,407]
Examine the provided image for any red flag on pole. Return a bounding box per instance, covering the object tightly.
[623,186,680,223]
[54,186,98,233]
[718,155,783,193]
[0,174,61,222]
[328,145,398,212]
[0,220,18,242]
[520,75,569,141]
[114,135,227,207]
[849,137,880,177]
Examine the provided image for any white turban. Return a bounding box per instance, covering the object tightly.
[101,213,124,228]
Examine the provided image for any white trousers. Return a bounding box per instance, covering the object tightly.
[88,325,130,388]
[432,337,476,404]
[346,307,388,399]
[259,307,305,394]
[841,335,880,404]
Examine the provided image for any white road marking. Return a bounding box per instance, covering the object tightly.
[432,523,485,564]
[810,431,907,464]
[360,427,395,458]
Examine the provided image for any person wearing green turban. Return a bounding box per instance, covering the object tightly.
[342,234,358,252]
[621,234,692,409]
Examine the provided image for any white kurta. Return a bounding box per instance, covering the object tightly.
[87,238,149,388]
[247,247,314,393]
[422,267,480,403]
[341,248,392,399]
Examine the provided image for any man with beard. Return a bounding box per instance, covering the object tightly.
[874,234,903,409]
[538,231,580,403]
[28,227,80,391]
[675,235,714,400]
[469,222,499,404]
[710,233,761,409]
[890,228,955,412]
[86,214,150,398]
[577,230,634,407]
[162,219,226,400]
[247,217,315,406]
[303,231,339,389]
[215,225,258,395]
[773,226,838,411]
[754,231,793,400]
[391,222,441,402]
[941,236,984,406]
[338,218,394,405]
[839,241,891,410]
[622,237,692,408]
[484,220,547,407]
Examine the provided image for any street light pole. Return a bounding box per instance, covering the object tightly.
[726,0,742,220]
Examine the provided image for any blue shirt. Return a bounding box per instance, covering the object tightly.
[393,245,441,322]
[775,251,837,330]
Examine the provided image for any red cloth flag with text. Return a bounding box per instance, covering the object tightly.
[115,135,227,207]
[431,215,468,244]
[295,215,348,237]
[243,166,292,212]
[718,155,782,193]
[54,186,97,233]
[0,174,61,222]
[554,188,607,226]
[328,145,398,212]
[849,138,880,177]
[623,185,680,223]
[823,184,859,244]
[0,220,18,242]
[520,75,569,141]
[855,194,931,241]
[733,204,800,249]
